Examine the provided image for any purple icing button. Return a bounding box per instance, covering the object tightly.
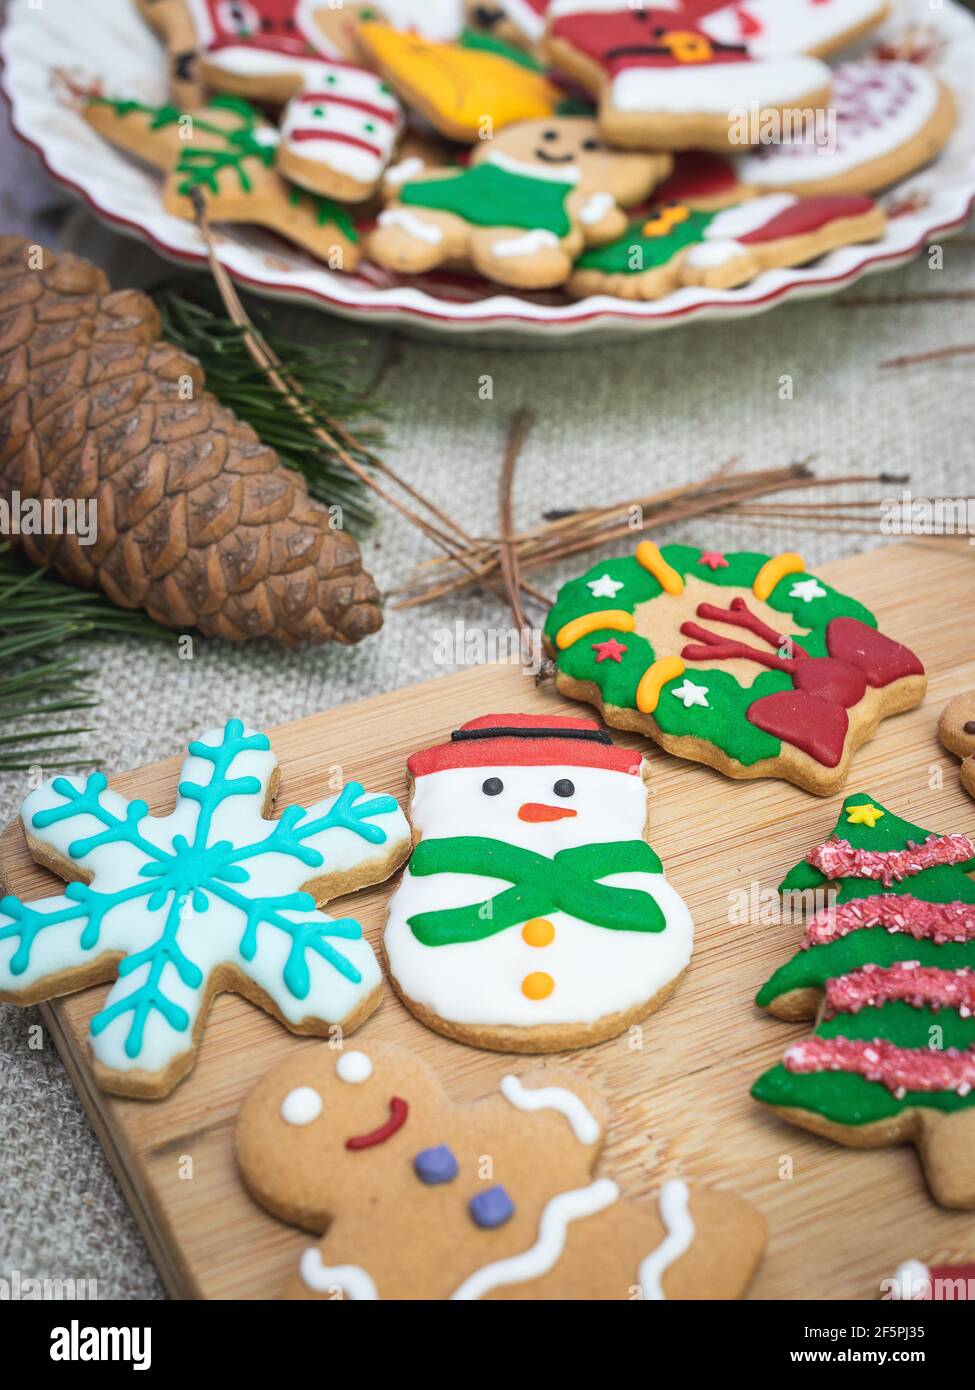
[413,1144,459,1185]
[469,1185,515,1229]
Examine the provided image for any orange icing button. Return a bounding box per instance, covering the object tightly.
[635,541,684,595]
[555,609,635,650]
[753,552,805,601]
[522,918,556,948]
[522,971,555,1000]
[636,657,686,715]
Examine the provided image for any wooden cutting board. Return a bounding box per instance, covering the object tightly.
[2,542,974,1300]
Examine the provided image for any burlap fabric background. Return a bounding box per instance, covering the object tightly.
[1,126,973,1296]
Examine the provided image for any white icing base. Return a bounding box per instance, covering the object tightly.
[611,55,830,116]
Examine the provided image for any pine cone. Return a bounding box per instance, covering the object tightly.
[0,237,383,645]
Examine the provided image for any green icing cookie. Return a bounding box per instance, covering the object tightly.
[575,210,714,274]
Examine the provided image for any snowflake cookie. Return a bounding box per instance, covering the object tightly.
[237,1041,765,1299]
[544,544,926,795]
[753,795,975,1208]
[0,720,411,1098]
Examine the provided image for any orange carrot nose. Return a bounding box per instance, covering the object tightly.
[518,803,578,823]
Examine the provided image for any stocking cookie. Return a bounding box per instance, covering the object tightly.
[753,794,975,1208]
[544,544,926,795]
[383,714,693,1052]
[570,191,886,299]
[357,22,561,142]
[738,62,956,196]
[237,1041,765,1298]
[366,116,670,289]
[0,720,411,1098]
[542,1,889,152]
[938,693,975,801]
[83,94,360,268]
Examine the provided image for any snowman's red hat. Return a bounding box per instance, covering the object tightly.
[408,713,642,777]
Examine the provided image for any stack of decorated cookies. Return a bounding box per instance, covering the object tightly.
[3,545,974,1299]
[84,1,956,296]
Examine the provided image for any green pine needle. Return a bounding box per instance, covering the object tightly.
[155,286,381,532]
[0,543,169,774]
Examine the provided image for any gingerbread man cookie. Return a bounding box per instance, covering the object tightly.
[570,191,886,299]
[739,61,956,197]
[237,1041,766,1299]
[383,714,693,1052]
[0,720,411,1098]
[366,116,670,289]
[83,93,361,267]
[544,543,926,795]
[542,1,889,152]
[939,693,975,801]
[753,794,975,1209]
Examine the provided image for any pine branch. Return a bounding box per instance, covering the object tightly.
[154,287,381,531]
[0,544,168,773]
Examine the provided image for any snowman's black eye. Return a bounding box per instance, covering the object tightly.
[553,779,575,798]
[482,778,504,796]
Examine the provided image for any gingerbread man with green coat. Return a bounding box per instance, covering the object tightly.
[366,117,670,289]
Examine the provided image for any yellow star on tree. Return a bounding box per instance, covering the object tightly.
[846,802,885,828]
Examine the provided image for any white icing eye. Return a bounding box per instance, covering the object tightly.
[336,1050,373,1084]
[281,1086,323,1125]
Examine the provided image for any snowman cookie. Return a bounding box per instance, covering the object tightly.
[542,1,889,152]
[383,714,694,1052]
[356,21,562,142]
[238,1041,765,1299]
[83,93,361,269]
[939,693,975,802]
[570,191,885,299]
[739,62,956,197]
[366,116,670,289]
[544,543,926,795]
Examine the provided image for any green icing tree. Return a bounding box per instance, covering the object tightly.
[752,793,975,1205]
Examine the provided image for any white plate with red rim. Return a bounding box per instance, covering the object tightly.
[2,0,974,344]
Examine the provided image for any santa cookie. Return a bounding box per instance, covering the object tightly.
[570,191,885,298]
[0,720,411,1098]
[886,1260,975,1301]
[753,794,975,1208]
[544,543,926,795]
[237,1041,765,1299]
[542,1,889,152]
[938,693,975,801]
[83,94,361,267]
[383,714,694,1052]
[738,62,956,197]
[366,116,670,289]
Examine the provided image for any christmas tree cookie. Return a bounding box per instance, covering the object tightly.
[83,94,361,268]
[237,1041,766,1299]
[366,115,669,289]
[0,721,411,1098]
[383,713,693,1052]
[544,544,926,795]
[752,794,975,1208]
[569,192,885,300]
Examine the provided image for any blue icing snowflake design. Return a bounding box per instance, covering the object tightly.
[0,720,410,1093]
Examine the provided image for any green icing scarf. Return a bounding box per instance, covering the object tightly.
[406,836,666,946]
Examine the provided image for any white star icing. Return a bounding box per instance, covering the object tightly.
[587,574,624,599]
[789,578,828,602]
[671,679,710,709]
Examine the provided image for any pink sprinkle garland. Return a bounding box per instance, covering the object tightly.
[824,964,975,1019]
[803,895,975,948]
[784,1035,975,1096]
[807,834,975,887]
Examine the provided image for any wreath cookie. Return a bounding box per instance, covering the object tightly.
[753,795,975,1208]
[541,0,890,152]
[739,61,957,197]
[569,191,885,299]
[366,115,669,289]
[238,1041,765,1298]
[543,544,926,795]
